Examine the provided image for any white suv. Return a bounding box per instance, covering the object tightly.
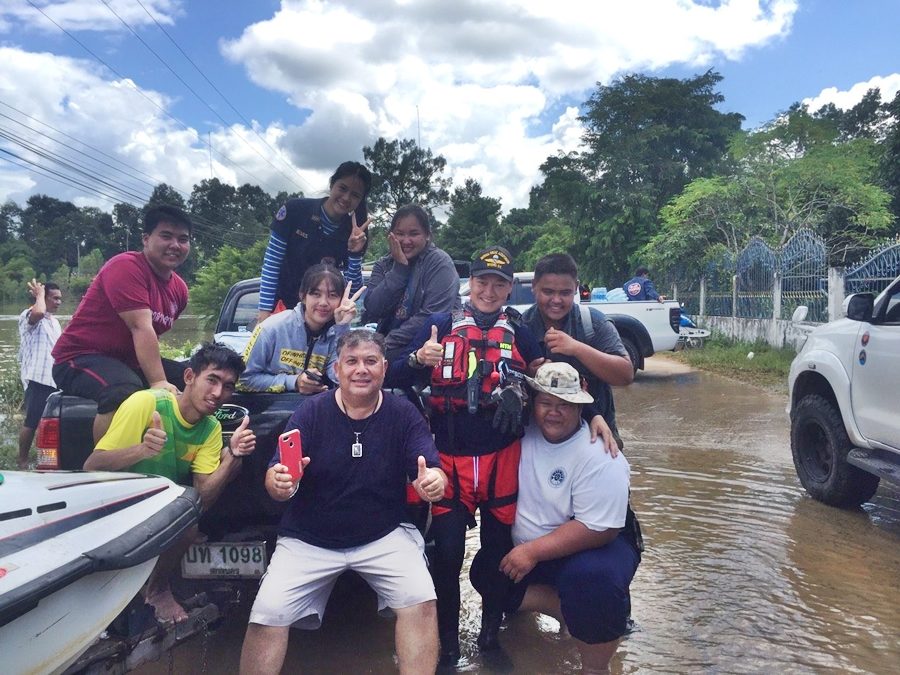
[788,274,900,507]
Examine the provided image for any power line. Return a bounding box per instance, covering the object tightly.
[23,0,279,195]
[98,0,308,195]
[132,0,313,194]
[0,103,268,248]
[0,100,180,193]
[0,119,156,199]
[0,123,263,248]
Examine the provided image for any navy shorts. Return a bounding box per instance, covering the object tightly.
[52,354,187,414]
[472,534,640,644]
[23,381,56,429]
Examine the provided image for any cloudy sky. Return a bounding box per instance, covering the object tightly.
[1,0,898,215]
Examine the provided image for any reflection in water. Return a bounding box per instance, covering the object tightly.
[18,346,886,674]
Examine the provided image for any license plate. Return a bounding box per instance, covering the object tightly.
[181,542,267,579]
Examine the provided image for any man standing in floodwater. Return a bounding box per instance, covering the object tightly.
[17,278,62,468]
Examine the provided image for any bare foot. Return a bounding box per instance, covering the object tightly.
[144,588,189,623]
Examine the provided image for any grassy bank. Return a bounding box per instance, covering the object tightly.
[0,369,24,470]
[668,336,796,393]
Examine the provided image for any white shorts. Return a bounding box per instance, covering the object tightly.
[248,525,436,629]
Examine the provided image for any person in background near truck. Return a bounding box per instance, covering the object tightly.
[387,246,545,666]
[624,266,666,302]
[362,204,461,361]
[83,342,257,623]
[256,161,371,325]
[17,279,62,468]
[238,264,364,393]
[523,253,634,450]
[239,330,446,675]
[470,362,642,674]
[52,205,192,443]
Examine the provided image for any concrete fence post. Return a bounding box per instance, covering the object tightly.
[773,271,782,320]
[828,267,845,322]
[771,271,783,347]
[699,277,706,317]
[732,275,738,318]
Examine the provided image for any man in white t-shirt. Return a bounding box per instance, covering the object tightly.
[471,362,642,673]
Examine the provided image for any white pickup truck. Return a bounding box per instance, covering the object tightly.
[460,272,682,372]
[788,273,900,507]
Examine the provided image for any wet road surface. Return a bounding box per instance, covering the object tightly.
[138,357,900,674]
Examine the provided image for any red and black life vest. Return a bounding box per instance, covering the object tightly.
[429,310,526,412]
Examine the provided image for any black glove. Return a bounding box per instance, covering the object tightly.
[492,386,525,436]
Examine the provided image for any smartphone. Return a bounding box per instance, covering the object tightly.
[278,429,303,481]
[302,369,324,384]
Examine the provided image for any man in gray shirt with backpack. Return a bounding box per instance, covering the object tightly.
[521,253,634,450]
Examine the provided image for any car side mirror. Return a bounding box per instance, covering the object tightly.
[844,293,874,322]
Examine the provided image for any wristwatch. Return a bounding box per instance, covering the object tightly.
[407,350,424,369]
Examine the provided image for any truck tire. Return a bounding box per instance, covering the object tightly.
[790,394,879,507]
[620,336,640,374]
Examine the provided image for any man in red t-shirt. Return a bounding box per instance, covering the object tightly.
[53,205,192,442]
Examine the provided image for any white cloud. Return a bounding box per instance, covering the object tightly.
[1,0,799,214]
[0,0,181,34]
[803,73,900,113]
[221,0,797,211]
[0,47,216,208]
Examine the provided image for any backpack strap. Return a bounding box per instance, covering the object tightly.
[578,304,595,341]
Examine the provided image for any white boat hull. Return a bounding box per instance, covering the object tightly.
[0,471,200,675]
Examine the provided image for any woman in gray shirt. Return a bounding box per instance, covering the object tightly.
[363,204,461,361]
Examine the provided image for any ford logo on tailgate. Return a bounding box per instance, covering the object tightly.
[215,405,250,445]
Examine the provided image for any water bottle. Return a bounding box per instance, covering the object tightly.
[590,286,607,302]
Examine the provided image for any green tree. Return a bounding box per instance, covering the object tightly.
[190,239,268,326]
[643,112,895,273]
[538,70,743,285]
[363,138,452,224]
[880,90,900,222]
[0,240,35,302]
[438,179,502,260]
[145,183,187,211]
[20,195,79,277]
[112,202,142,252]
[0,201,22,243]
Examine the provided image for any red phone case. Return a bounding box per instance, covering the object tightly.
[279,429,303,481]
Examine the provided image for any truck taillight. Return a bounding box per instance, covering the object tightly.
[669,307,681,333]
[36,418,60,469]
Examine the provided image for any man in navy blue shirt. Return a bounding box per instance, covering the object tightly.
[623,266,666,302]
[239,329,447,675]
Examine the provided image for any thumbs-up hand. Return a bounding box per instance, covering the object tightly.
[142,411,167,458]
[229,415,256,458]
[414,324,443,368]
[413,455,445,503]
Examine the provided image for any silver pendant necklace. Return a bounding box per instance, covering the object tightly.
[338,392,381,458]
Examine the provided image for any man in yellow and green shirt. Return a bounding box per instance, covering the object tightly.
[84,342,256,623]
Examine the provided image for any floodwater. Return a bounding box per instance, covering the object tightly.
[132,357,900,674]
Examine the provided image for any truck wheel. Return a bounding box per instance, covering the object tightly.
[620,336,640,374]
[790,394,879,507]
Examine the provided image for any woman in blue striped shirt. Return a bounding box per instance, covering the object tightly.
[256,161,371,324]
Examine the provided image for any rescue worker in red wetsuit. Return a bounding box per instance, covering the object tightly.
[388,246,542,665]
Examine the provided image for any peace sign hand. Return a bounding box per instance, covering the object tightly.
[347,211,370,253]
[334,283,367,325]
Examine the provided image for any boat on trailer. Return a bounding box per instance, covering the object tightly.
[0,470,200,675]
